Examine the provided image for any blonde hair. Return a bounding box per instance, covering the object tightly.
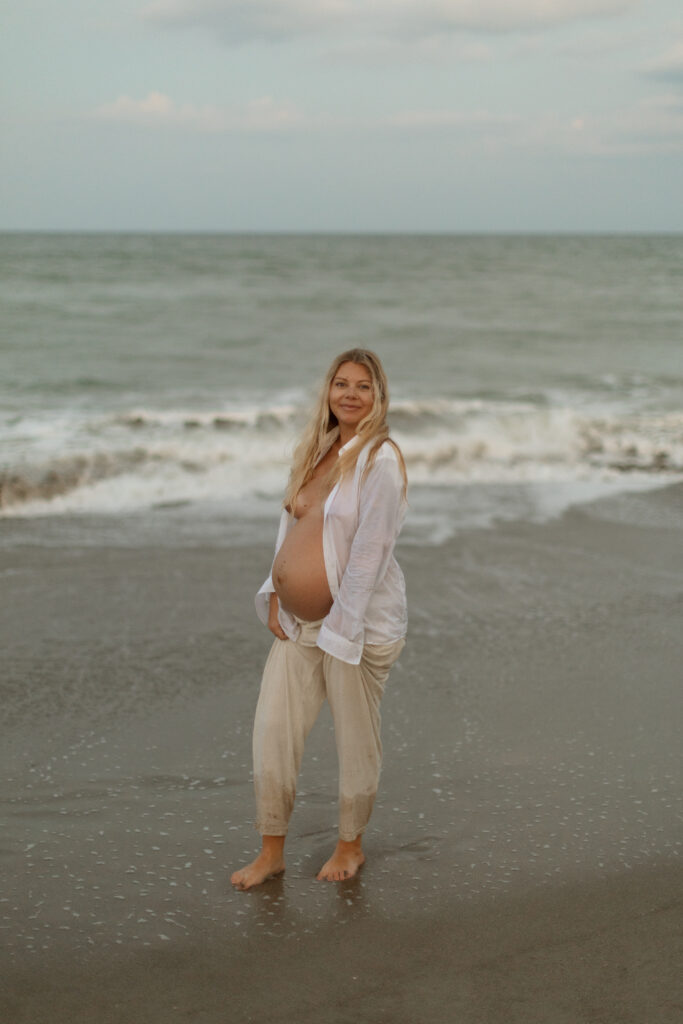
[284,348,407,511]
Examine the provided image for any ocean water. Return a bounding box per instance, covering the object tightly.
[1,232,681,546]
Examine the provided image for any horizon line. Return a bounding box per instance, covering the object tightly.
[2,228,683,238]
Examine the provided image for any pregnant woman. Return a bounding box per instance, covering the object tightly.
[231,349,408,888]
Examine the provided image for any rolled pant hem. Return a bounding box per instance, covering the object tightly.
[338,828,365,842]
[255,823,289,837]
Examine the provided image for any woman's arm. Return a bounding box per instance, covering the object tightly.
[317,449,405,664]
[255,508,292,628]
[268,592,288,640]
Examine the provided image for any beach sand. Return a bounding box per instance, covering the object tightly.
[1,483,682,1023]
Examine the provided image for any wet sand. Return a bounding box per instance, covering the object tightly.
[1,483,682,1023]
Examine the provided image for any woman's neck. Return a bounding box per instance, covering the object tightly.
[338,425,356,446]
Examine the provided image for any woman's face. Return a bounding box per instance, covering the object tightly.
[328,361,374,431]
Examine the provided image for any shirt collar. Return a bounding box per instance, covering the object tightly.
[320,427,361,458]
[338,435,361,455]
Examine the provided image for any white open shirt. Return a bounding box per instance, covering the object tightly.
[255,434,408,665]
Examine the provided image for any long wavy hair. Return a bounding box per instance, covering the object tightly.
[284,348,407,511]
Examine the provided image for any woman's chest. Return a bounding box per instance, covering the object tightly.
[291,473,331,518]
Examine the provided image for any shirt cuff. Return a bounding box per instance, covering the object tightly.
[255,577,274,627]
[316,622,363,665]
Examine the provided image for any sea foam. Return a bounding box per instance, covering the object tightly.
[2,398,681,517]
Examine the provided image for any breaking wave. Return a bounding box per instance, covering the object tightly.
[1,398,681,515]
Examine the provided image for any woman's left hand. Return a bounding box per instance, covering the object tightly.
[268,593,288,641]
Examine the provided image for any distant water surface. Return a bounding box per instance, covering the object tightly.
[1,233,681,544]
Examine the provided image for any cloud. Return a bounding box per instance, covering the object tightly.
[643,39,683,83]
[384,96,683,155]
[604,92,683,153]
[93,88,683,155]
[384,107,522,154]
[94,92,304,132]
[141,0,638,46]
[320,35,495,66]
[389,108,519,130]
[533,93,683,154]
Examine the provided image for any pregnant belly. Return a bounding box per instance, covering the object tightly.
[272,514,333,622]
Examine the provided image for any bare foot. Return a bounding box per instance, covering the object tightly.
[231,836,285,890]
[316,838,365,881]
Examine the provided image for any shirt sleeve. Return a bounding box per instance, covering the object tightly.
[317,448,405,664]
[255,508,292,627]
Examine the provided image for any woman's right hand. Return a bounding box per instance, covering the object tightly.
[268,593,288,640]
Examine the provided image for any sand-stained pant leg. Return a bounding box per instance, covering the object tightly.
[323,638,405,842]
[253,623,325,836]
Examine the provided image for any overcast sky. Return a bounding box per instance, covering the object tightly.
[2,0,682,232]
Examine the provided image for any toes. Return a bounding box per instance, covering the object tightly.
[317,858,359,882]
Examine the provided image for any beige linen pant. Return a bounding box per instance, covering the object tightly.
[253,620,404,842]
